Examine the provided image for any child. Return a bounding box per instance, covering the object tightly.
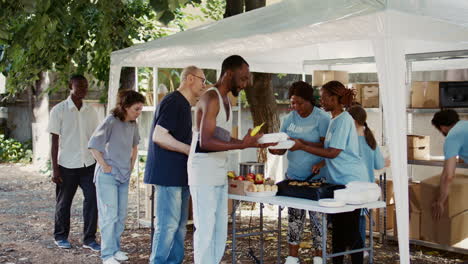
[348,105,390,249]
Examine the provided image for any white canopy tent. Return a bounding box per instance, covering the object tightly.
[108,0,468,263]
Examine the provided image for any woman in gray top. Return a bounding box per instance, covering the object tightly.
[88,90,144,264]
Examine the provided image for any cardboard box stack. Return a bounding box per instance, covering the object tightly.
[366,179,395,232]
[351,83,379,108]
[420,174,468,248]
[407,135,430,160]
[411,81,440,108]
[313,70,349,86]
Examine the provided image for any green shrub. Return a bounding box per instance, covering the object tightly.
[0,134,33,163]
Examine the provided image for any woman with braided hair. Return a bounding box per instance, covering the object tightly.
[348,104,390,256]
[289,80,367,264]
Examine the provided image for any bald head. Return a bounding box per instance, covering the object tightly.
[181,66,203,82]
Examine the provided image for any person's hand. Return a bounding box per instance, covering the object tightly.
[51,167,62,184]
[312,161,325,174]
[288,137,304,152]
[103,164,112,173]
[241,129,262,149]
[432,198,445,221]
[385,157,391,167]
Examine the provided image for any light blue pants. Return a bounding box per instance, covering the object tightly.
[190,184,228,264]
[95,171,129,261]
[149,185,190,264]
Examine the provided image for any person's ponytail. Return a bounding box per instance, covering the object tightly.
[363,122,377,150]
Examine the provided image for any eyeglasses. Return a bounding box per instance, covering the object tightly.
[191,74,207,84]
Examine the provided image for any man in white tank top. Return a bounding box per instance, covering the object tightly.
[188,55,272,264]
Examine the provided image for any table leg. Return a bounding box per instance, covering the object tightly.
[322,213,328,264]
[232,200,239,264]
[260,203,264,263]
[369,208,374,264]
[277,206,282,264]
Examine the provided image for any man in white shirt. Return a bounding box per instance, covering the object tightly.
[48,74,100,251]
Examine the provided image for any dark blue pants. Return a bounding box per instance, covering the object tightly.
[331,209,364,264]
[54,164,97,244]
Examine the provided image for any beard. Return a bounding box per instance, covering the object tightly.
[230,78,240,97]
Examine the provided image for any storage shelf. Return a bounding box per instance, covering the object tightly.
[408,159,468,168]
[407,108,468,113]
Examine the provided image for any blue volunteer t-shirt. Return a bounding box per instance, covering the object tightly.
[444,120,468,161]
[281,107,331,180]
[324,111,367,185]
[358,136,385,183]
[144,91,192,186]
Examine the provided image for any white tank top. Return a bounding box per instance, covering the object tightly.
[188,87,233,186]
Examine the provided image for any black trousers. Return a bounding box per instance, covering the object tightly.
[54,164,97,244]
[331,209,364,264]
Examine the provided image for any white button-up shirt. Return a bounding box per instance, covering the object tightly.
[48,96,99,169]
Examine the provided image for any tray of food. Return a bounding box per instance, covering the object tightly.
[276,179,345,201]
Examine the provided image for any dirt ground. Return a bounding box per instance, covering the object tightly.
[0,163,466,264]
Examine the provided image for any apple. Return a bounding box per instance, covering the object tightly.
[235,176,245,181]
[255,173,264,184]
[246,173,255,182]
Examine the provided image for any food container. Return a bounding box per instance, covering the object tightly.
[239,162,264,176]
[268,140,295,150]
[258,132,288,144]
[334,181,381,204]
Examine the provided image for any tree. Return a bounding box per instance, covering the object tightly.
[224,0,279,162]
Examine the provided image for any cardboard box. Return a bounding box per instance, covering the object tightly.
[228,91,238,106]
[313,70,349,86]
[228,179,254,196]
[411,81,440,108]
[409,182,422,213]
[394,210,421,240]
[366,204,395,232]
[361,84,379,108]
[352,85,362,104]
[376,179,394,205]
[407,135,430,160]
[420,174,468,218]
[421,210,468,247]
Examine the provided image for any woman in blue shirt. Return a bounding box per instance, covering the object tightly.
[88,90,145,264]
[290,81,366,264]
[270,81,330,264]
[348,105,388,251]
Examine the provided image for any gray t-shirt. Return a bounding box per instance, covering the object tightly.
[88,115,140,183]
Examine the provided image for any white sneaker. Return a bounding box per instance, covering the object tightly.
[313,256,323,264]
[284,256,300,264]
[103,257,120,264]
[364,251,369,258]
[114,251,128,261]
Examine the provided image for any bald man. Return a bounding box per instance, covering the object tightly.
[144,66,207,264]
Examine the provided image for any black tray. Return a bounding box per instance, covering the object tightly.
[276,180,345,201]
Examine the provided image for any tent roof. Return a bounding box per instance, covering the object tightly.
[110,0,468,73]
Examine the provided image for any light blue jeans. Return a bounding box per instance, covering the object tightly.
[149,185,190,264]
[95,171,129,261]
[190,184,228,264]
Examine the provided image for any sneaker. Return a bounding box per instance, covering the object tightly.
[54,239,71,249]
[284,256,300,264]
[113,251,128,261]
[83,241,101,252]
[364,251,369,258]
[313,256,323,264]
[103,257,120,264]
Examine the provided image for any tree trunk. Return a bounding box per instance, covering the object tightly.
[225,0,277,163]
[31,71,50,169]
[120,67,136,91]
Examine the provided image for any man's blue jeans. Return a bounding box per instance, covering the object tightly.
[95,171,129,261]
[149,185,190,264]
